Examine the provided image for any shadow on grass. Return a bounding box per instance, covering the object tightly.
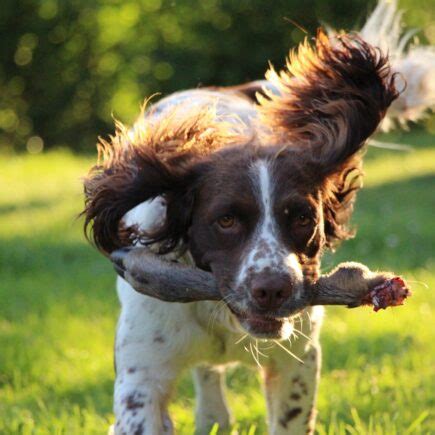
[0,198,63,215]
[5,377,114,424]
[0,236,116,321]
[49,378,114,415]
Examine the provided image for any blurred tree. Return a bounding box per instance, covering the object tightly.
[0,0,433,152]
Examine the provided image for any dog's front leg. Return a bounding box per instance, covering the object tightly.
[193,365,232,434]
[113,277,201,434]
[114,368,175,434]
[262,309,323,435]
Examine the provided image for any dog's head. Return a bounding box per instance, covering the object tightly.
[84,33,398,339]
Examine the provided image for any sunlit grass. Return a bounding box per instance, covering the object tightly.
[0,130,434,433]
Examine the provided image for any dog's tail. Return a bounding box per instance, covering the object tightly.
[358,0,435,131]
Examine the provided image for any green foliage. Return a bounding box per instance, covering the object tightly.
[1,0,434,152]
[0,130,434,432]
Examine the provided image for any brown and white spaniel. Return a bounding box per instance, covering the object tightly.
[83,28,411,434]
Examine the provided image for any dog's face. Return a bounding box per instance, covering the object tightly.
[187,147,324,338]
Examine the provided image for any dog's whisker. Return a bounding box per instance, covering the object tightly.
[207,299,228,333]
[235,334,248,345]
[211,301,230,329]
[208,293,240,332]
[305,310,312,331]
[261,344,275,352]
[206,301,221,331]
[249,340,263,369]
[293,327,312,342]
[273,339,304,364]
[243,344,252,356]
[293,314,305,339]
[255,339,269,358]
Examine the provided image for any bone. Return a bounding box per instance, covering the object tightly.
[111,247,220,302]
[310,262,410,310]
[111,248,411,310]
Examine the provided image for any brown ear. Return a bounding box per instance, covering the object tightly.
[259,31,399,174]
[83,105,244,254]
[259,31,399,248]
[83,140,195,254]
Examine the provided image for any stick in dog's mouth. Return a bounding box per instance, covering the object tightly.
[111,247,411,312]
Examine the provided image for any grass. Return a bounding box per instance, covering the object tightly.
[0,129,434,434]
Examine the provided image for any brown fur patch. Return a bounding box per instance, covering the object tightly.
[124,393,145,410]
[279,407,303,428]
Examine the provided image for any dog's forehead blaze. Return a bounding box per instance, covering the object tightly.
[233,159,303,285]
[197,148,320,217]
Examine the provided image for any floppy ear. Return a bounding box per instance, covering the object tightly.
[259,31,399,171]
[83,105,242,254]
[83,135,195,255]
[259,31,399,248]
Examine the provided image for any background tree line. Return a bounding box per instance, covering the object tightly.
[1,0,433,153]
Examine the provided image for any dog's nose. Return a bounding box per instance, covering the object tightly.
[251,275,292,311]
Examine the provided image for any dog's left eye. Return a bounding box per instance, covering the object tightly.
[296,214,311,226]
[217,215,235,229]
[285,207,312,227]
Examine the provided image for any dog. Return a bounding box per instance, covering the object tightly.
[83,2,434,432]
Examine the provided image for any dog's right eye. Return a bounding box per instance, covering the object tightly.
[217,215,235,229]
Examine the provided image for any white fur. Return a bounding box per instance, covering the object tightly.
[325,0,434,131]
[122,197,167,242]
[113,197,323,434]
[359,0,435,130]
[236,160,303,288]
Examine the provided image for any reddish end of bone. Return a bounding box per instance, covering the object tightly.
[363,276,411,312]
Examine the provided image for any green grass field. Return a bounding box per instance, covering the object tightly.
[1,130,434,434]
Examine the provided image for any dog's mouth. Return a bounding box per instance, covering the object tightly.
[227,305,293,339]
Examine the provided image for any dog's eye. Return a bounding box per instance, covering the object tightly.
[217,215,235,229]
[297,214,311,226]
[284,208,312,227]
